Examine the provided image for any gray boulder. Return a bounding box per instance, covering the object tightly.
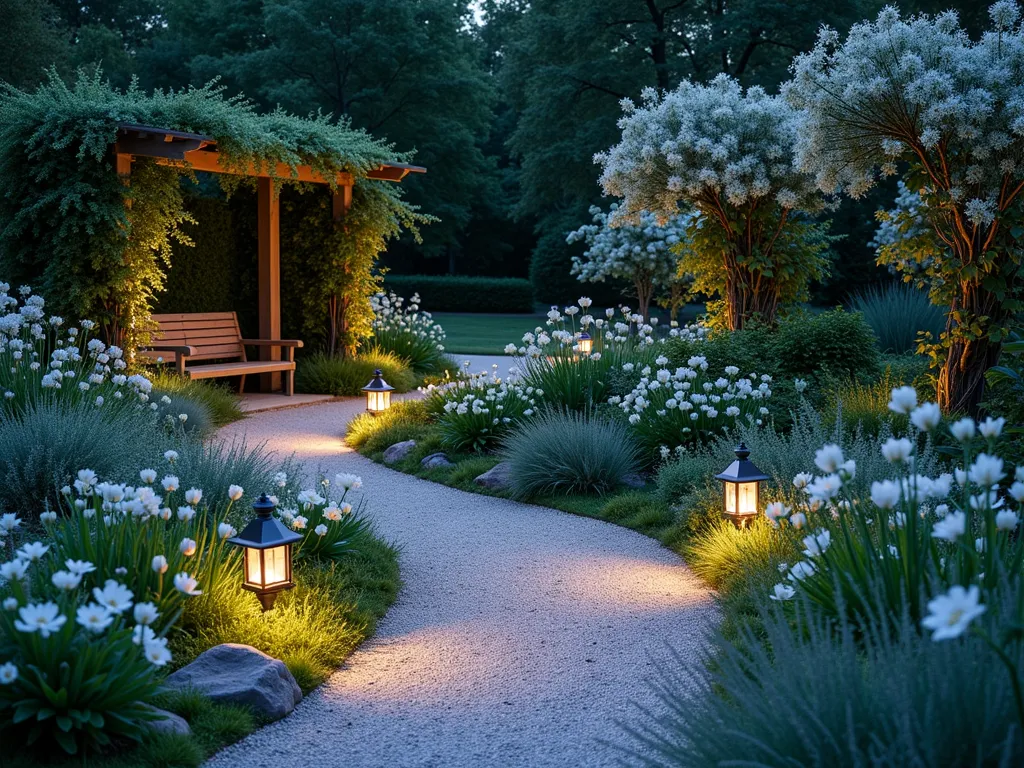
[383,440,417,464]
[420,452,453,469]
[163,643,302,721]
[621,472,646,489]
[474,462,512,490]
[141,704,191,737]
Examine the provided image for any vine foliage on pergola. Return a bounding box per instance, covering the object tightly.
[0,69,430,356]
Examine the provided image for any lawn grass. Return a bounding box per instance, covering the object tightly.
[432,312,547,354]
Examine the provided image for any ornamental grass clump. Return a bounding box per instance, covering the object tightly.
[850,281,946,355]
[501,410,641,498]
[369,291,449,374]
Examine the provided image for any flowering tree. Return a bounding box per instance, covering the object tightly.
[785,2,1024,415]
[596,74,832,330]
[566,205,692,320]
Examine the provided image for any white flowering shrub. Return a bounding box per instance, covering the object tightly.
[785,2,1024,413]
[274,471,369,562]
[767,386,1022,653]
[870,181,944,280]
[424,367,538,452]
[611,357,772,456]
[0,462,239,752]
[566,205,692,320]
[596,74,832,330]
[369,291,448,373]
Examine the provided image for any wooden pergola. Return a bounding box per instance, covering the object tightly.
[112,123,425,390]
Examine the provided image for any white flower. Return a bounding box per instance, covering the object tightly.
[39,510,57,524]
[814,444,844,473]
[177,506,196,523]
[1010,481,1024,503]
[764,502,790,524]
[979,417,1006,439]
[227,485,244,501]
[16,541,49,562]
[870,480,901,510]
[887,386,917,415]
[0,662,17,684]
[51,570,82,591]
[152,555,169,574]
[76,603,114,633]
[931,511,967,543]
[133,625,155,646]
[922,585,986,641]
[910,402,941,432]
[0,513,21,534]
[161,475,179,492]
[789,512,807,529]
[3,597,17,611]
[164,450,179,462]
[792,472,814,490]
[806,474,843,503]
[292,516,308,530]
[996,509,1020,531]
[133,602,159,626]
[334,473,362,490]
[788,561,817,581]
[949,417,976,442]
[92,579,133,613]
[794,378,808,393]
[0,559,29,581]
[185,488,203,506]
[802,529,832,557]
[968,454,1005,488]
[143,636,173,666]
[173,572,202,596]
[315,524,328,537]
[274,472,288,488]
[769,583,796,601]
[218,523,236,539]
[14,602,66,637]
[180,538,197,557]
[139,469,157,484]
[881,437,913,463]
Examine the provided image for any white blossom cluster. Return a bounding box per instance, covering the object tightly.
[595,74,825,222]
[870,181,941,277]
[610,357,772,450]
[768,384,1023,642]
[370,291,446,352]
[566,204,691,293]
[786,1,1024,220]
[278,472,359,543]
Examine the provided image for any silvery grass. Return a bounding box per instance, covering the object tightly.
[369,290,449,374]
[850,281,946,354]
[501,409,641,498]
[620,589,1024,767]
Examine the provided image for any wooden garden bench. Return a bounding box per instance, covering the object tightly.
[141,312,303,395]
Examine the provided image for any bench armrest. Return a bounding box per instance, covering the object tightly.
[142,345,197,375]
[240,339,304,348]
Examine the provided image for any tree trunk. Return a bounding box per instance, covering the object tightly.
[723,262,779,330]
[937,284,1006,415]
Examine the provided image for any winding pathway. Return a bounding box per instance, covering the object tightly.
[204,394,715,768]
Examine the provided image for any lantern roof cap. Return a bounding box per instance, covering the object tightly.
[227,493,303,549]
[714,443,770,483]
[362,369,395,392]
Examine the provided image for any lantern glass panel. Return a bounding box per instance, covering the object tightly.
[738,482,758,516]
[367,390,391,412]
[723,481,738,514]
[578,337,592,355]
[245,545,289,589]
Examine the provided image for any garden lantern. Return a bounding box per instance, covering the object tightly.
[362,369,394,414]
[577,332,593,356]
[227,494,302,611]
[715,443,769,528]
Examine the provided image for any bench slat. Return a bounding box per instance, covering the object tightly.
[186,361,294,379]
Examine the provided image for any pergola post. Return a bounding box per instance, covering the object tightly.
[257,177,282,392]
[332,185,353,222]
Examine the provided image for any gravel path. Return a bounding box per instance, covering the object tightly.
[204,397,716,768]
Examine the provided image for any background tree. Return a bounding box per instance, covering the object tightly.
[567,205,691,320]
[597,75,832,329]
[0,0,70,88]
[786,2,1024,414]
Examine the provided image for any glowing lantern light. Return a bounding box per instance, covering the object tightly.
[577,332,593,356]
[227,493,302,610]
[715,442,769,528]
[362,369,394,414]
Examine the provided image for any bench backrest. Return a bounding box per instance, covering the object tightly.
[141,312,246,363]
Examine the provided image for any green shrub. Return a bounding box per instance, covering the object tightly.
[148,371,243,428]
[770,308,881,382]
[0,399,167,514]
[656,455,716,506]
[369,291,450,373]
[849,281,946,354]
[295,349,415,396]
[427,370,536,453]
[822,366,918,437]
[501,410,641,498]
[346,399,432,453]
[623,595,1024,767]
[385,275,534,313]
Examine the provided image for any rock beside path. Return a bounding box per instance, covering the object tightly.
[163,644,302,721]
[421,452,453,469]
[621,473,646,489]
[383,440,417,464]
[142,704,191,736]
[474,462,512,490]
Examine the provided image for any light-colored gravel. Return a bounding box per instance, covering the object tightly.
[204,396,716,768]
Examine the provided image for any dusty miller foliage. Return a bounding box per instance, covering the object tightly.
[595,74,832,329]
[0,69,430,355]
[785,2,1024,409]
[566,204,692,319]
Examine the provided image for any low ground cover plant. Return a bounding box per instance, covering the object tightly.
[295,348,415,397]
[369,291,449,374]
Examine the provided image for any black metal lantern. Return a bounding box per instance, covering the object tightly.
[715,443,770,528]
[227,494,302,610]
[362,369,394,414]
[577,331,593,356]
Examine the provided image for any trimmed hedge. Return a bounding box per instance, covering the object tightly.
[384,275,534,313]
